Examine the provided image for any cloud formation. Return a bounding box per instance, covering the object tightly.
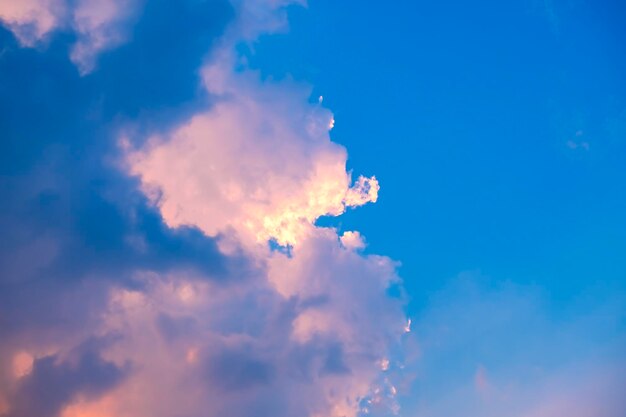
[0,1,406,417]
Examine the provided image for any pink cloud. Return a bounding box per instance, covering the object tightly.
[0,2,408,417]
[0,0,142,73]
[474,365,491,395]
[127,50,378,248]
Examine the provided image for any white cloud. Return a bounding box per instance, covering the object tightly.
[340,231,366,250]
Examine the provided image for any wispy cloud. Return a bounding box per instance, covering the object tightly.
[402,274,626,417]
[0,0,143,73]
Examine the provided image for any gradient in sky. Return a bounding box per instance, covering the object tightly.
[0,1,625,417]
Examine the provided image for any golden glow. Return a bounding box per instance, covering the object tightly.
[12,351,34,378]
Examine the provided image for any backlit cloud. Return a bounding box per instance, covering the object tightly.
[0,1,406,417]
[127,64,379,247]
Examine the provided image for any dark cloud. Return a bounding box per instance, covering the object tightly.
[0,2,245,414]
[206,347,275,391]
[6,340,126,417]
[156,312,198,340]
[91,0,234,121]
[321,343,351,376]
[0,0,243,287]
[1,0,234,166]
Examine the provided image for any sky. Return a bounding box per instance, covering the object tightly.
[0,1,624,417]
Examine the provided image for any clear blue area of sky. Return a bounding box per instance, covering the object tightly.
[246,0,626,316]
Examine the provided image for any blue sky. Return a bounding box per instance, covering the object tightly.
[0,1,624,416]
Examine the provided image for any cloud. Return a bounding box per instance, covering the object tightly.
[112,2,403,415]
[0,1,406,417]
[566,140,590,151]
[228,0,305,41]
[69,0,143,74]
[0,0,236,415]
[0,0,143,73]
[473,365,490,395]
[0,0,63,46]
[32,249,403,417]
[340,231,366,250]
[127,63,379,247]
[6,341,126,417]
[127,0,378,249]
[517,363,626,417]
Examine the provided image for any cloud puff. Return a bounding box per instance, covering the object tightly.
[0,0,63,45]
[69,0,142,73]
[0,0,142,73]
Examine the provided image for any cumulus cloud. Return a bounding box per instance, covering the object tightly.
[126,0,378,249]
[48,247,403,417]
[0,1,406,417]
[115,2,403,415]
[127,65,379,247]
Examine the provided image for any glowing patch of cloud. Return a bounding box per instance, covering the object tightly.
[11,352,34,378]
[340,231,366,250]
[128,67,378,247]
